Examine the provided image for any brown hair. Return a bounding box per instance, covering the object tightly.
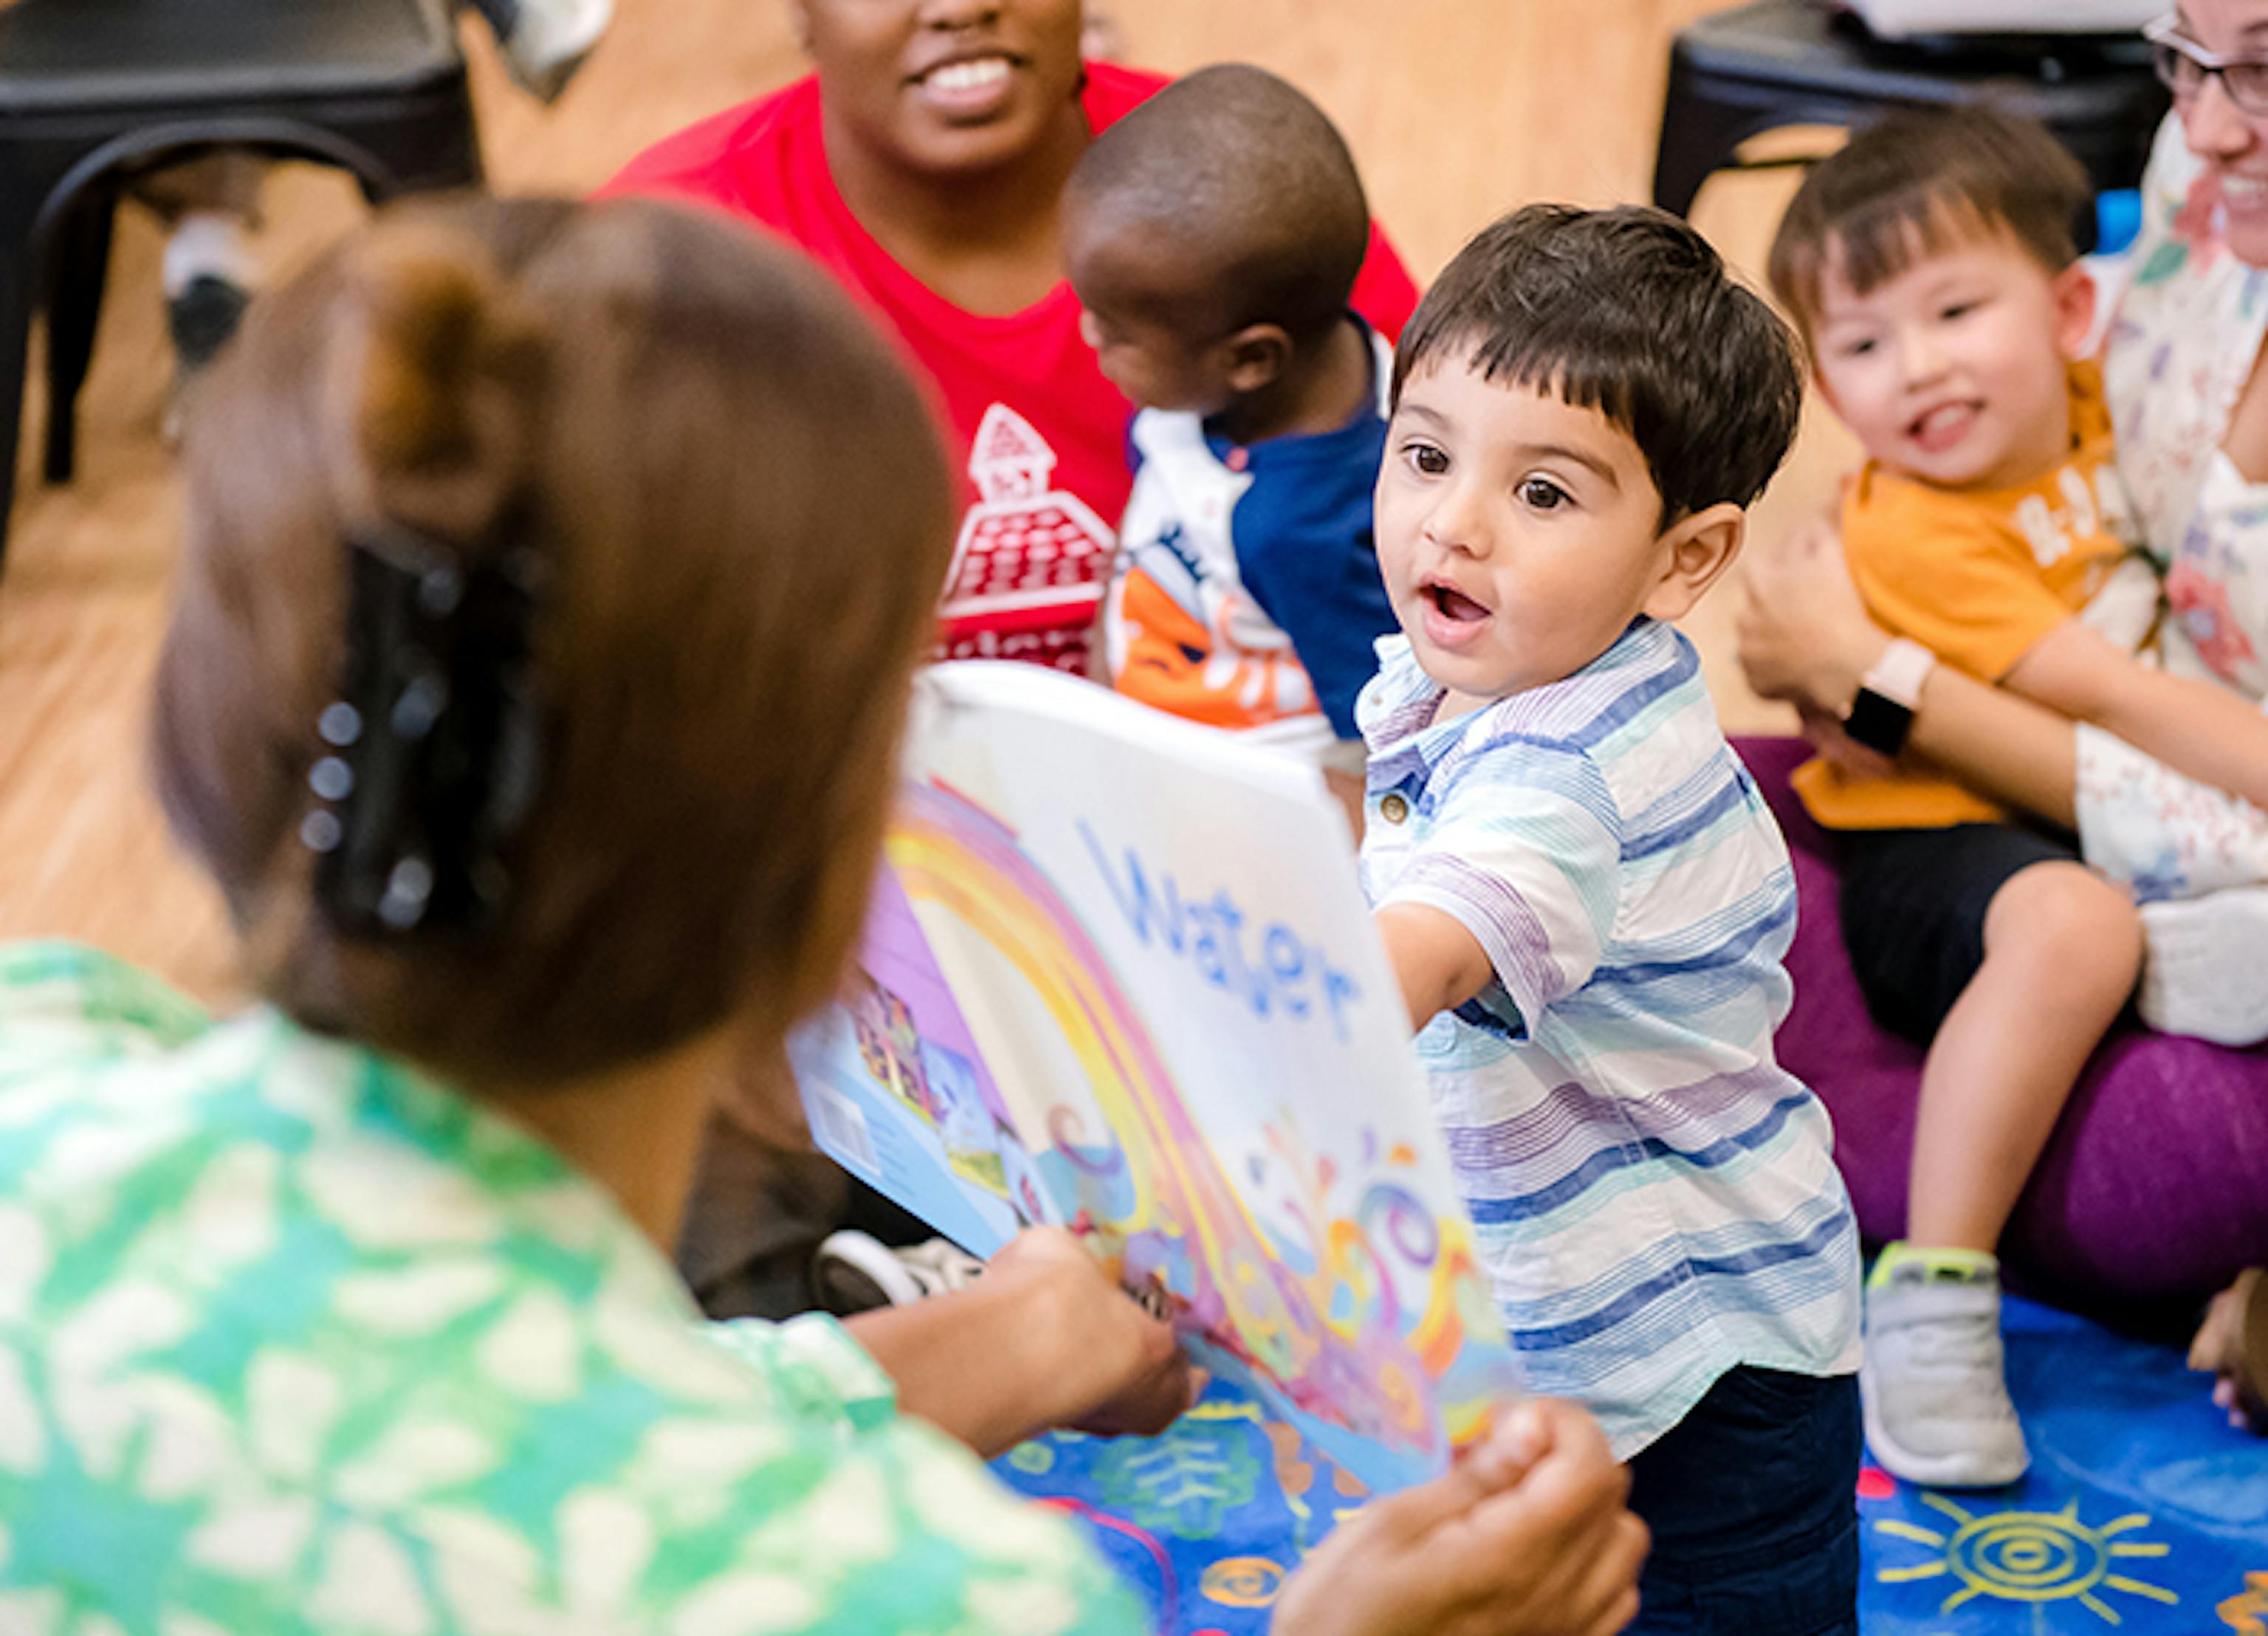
[152,195,952,1088]
[1768,106,2092,340]
[1395,205,1803,526]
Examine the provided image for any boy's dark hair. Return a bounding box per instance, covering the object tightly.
[1065,63,1370,342]
[1395,204,1803,524]
[1768,105,2091,337]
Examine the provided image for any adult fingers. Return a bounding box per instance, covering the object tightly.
[1451,1425,1632,1588]
[1343,1404,1553,1551]
[1792,511,1842,559]
[1070,1299,1197,1438]
[1557,1511,1649,1636]
[1107,1346,1202,1437]
[1733,585,1804,696]
[1447,1457,1640,1626]
[1504,1400,1623,1519]
[988,1223,1090,1274]
[1419,1411,1629,1615]
[1573,1586,1642,1636]
[1460,1400,1555,1490]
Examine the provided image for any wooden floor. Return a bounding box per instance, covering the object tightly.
[0,0,1853,1004]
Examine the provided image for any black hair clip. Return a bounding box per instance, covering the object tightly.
[304,520,545,937]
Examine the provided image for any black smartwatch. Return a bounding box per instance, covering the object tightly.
[1840,638,1936,759]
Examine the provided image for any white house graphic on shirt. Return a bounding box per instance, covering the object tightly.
[943,403,1117,623]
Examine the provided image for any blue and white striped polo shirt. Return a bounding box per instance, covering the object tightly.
[1358,618,1860,1457]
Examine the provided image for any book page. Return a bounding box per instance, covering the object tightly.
[798,663,1522,1490]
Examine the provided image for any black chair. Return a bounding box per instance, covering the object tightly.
[0,0,483,574]
[1654,0,2170,218]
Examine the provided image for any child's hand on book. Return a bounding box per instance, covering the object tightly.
[1268,1398,1645,1636]
[989,1226,1200,1439]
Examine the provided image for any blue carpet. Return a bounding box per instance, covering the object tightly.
[994,1296,2268,1633]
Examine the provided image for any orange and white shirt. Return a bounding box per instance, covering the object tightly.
[1104,323,1399,763]
[1796,362,2145,831]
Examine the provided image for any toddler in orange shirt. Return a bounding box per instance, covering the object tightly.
[1766,106,2255,1490]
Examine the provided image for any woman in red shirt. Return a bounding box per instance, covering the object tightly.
[602,0,1416,673]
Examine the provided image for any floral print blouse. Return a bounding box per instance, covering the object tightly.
[2104,112,2268,699]
[0,941,1141,1636]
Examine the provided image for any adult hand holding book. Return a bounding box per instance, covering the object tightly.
[1268,1400,1646,1636]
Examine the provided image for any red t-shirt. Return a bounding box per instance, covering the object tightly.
[601,65,1420,673]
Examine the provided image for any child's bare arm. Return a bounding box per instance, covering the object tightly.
[2004,622,2268,811]
[1376,902,1495,1031]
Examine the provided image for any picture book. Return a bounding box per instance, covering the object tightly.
[790,662,1522,1491]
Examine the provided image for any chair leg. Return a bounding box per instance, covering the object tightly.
[1654,57,1749,218]
[42,194,114,488]
[0,220,34,580]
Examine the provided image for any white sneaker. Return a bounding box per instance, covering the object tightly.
[812,1231,983,1315]
[1861,1255,2030,1488]
[2140,888,2268,1045]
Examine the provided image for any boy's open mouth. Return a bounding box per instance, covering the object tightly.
[1907,400,1981,454]
[1424,581,1491,625]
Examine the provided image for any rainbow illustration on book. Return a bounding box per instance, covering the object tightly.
[793,663,1522,1491]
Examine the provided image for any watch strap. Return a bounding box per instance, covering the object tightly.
[1860,637,1937,710]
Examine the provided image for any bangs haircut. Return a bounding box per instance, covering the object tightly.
[1768,105,2091,338]
[1394,204,1804,525]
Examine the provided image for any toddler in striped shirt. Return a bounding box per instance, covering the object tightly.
[1361,205,1864,1636]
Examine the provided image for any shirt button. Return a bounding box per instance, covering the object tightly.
[1379,793,1410,825]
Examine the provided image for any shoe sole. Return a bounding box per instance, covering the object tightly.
[1860,1370,2030,1489]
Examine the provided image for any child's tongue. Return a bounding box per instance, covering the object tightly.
[1434,585,1488,623]
[1911,402,1978,453]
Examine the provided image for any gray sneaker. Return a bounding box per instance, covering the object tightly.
[1861,1258,2030,1488]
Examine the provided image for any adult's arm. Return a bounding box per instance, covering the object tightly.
[1739,530,2268,822]
[2003,622,2268,812]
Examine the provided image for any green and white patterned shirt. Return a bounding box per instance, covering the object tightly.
[0,941,1142,1635]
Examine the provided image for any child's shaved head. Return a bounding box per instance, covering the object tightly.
[1065,63,1370,343]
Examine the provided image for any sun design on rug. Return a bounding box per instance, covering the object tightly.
[1873,1494,2179,1623]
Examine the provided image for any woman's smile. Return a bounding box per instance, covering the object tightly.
[908,52,1023,121]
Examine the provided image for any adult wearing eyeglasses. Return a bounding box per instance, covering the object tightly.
[1737,0,2268,1436]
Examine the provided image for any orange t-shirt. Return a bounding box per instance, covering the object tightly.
[1795,363,2141,831]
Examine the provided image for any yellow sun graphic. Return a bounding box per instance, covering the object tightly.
[1873,1494,2180,1624]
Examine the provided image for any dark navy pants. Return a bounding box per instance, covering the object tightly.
[1624,1367,1862,1636]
